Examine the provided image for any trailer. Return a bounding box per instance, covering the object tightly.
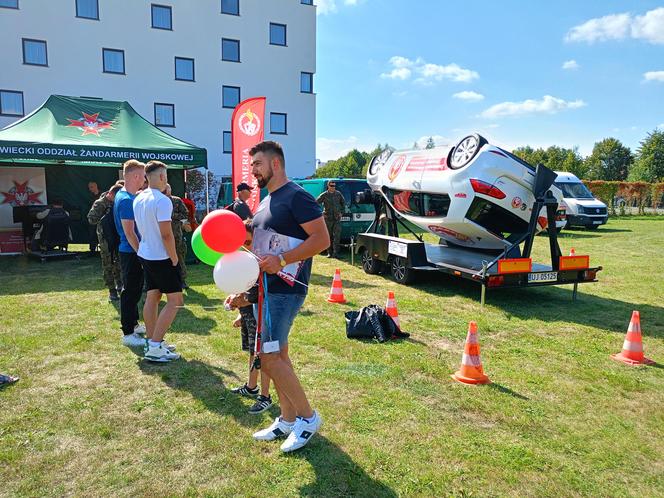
[354,164,601,305]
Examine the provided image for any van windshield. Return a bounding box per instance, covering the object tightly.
[555,182,594,199]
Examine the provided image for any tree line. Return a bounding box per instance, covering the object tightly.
[314,129,664,183]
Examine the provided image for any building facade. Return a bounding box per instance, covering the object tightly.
[0,0,316,177]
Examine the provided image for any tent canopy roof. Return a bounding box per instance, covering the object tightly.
[0,95,207,169]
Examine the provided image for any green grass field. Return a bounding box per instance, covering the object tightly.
[1,217,663,497]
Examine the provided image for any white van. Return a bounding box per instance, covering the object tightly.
[554,172,608,229]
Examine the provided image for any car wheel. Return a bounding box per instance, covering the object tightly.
[390,256,414,284]
[362,248,384,275]
[448,134,487,170]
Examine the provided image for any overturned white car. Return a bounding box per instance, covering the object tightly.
[366,134,563,251]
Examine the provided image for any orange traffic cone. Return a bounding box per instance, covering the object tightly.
[611,311,654,366]
[569,247,576,256]
[326,268,347,304]
[385,291,401,329]
[452,322,491,385]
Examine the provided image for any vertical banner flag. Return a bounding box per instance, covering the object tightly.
[231,97,266,214]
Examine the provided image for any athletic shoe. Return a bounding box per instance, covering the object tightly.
[231,383,259,397]
[134,323,146,335]
[144,339,176,354]
[253,417,294,441]
[144,343,181,363]
[108,289,119,301]
[280,411,322,453]
[248,395,273,414]
[122,332,146,347]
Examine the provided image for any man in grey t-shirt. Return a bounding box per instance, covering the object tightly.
[231,182,253,220]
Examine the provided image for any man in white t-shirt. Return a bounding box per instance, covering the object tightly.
[133,161,183,363]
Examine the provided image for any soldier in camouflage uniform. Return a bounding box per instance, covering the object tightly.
[87,182,123,301]
[165,184,192,287]
[316,180,347,257]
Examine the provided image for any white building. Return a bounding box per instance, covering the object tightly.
[0,0,317,177]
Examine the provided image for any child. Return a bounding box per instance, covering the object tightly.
[226,220,273,414]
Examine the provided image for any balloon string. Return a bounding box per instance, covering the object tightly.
[240,247,309,288]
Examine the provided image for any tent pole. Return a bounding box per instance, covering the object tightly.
[204,168,210,214]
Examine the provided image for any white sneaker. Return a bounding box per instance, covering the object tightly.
[144,343,180,363]
[163,340,176,352]
[122,332,146,347]
[280,411,322,452]
[253,417,295,441]
[134,323,146,335]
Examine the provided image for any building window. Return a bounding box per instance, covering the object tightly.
[222,86,240,109]
[76,0,98,19]
[270,113,287,135]
[221,38,240,62]
[175,57,194,81]
[151,4,172,30]
[154,103,174,127]
[223,131,232,153]
[102,49,125,74]
[22,39,48,66]
[269,23,287,46]
[301,0,313,4]
[0,0,19,9]
[221,0,238,15]
[0,90,24,116]
[300,72,313,93]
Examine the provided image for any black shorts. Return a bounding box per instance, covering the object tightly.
[239,306,257,353]
[140,257,183,294]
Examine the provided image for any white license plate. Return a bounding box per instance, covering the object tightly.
[340,216,351,222]
[592,220,603,224]
[528,272,558,283]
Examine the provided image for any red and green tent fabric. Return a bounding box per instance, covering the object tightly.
[0,95,207,169]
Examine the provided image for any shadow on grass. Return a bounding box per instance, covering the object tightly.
[137,358,269,428]
[487,383,530,400]
[286,435,396,497]
[310,273,378,289]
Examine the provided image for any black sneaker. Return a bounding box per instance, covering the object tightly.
[109,289,119,301]
[230,383,259,397]
[248,395,273,414]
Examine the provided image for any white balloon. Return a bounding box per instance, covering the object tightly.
[213,251,260,294]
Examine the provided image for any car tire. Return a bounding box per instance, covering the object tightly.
[390,256,414,284]
[362,248,384,275]
[448,134,487,170]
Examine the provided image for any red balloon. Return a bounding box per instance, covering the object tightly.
[200,209,246,254]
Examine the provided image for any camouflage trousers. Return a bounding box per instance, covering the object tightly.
[176,236,187,280]
[99,241,122,291]
[325,216,342,255]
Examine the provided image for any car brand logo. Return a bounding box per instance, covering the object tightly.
[387,155,407,181]
[596,208,600,213]
[511,197,522,209]
[454,192,467,198]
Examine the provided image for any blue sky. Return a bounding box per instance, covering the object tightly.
[314,0,664,161]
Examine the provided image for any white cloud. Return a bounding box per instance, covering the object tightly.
[316,0,337,15]
[658,123,664,130]
[453,91,485,102]
[480,95,586,119]
[565,7,664,44]
[344,0,358,4]
[562,60,580,70]
[380,56,479,84]
[316,136,375,161]
[644,71,664,82]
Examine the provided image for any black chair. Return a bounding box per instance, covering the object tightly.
[40,208,71,251]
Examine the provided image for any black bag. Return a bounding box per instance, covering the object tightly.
[100,210,120,257]
[344,304,409,343]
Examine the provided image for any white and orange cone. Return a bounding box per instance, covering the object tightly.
[385,291,401,329]
[569,247,576,256]
[326,268,347,304]
[452,321,491,385]
[611,311,654,366]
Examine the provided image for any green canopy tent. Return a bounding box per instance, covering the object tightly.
[0,95,207,243]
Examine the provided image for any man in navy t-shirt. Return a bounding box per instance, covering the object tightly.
[249,141,330,452]
[114,160,147,347]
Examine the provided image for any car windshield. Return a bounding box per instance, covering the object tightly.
[555,182,594,199]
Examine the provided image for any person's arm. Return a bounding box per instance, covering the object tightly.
[315,192,325,205]
[172,199,188,222]
[259,216,330,274]
[121,219,140,252]
[158,221,178,265]
[87,199,104,225]
[36,209,49,220]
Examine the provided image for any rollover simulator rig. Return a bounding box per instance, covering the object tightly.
[354,164,601,305]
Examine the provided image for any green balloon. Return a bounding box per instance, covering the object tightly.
[191,225,223,266]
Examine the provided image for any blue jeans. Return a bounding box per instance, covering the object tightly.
[254,293,306,351]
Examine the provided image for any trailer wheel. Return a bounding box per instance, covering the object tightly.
[390,256,414,284]
[362,248,384,275]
